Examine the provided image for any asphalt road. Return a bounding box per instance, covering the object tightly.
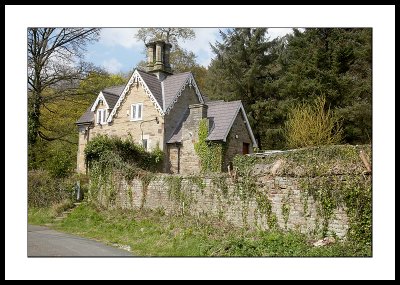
[28,225,132,257]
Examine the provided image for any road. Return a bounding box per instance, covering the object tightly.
[28,225,132,257]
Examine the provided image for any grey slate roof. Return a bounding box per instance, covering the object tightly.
[103,85,125,96]
[167,109,189,144]
[77,69,197,125]
[163,72,191,110]
[207,100,242,141]
[136,70,163,109]
[103,91,122,109]
[76,106,94,124]
[167,100,243,143]
[76,85,124,125]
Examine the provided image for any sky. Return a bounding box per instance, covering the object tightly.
[85,28,295,74]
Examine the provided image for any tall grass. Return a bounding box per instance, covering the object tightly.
[50,204,371,257]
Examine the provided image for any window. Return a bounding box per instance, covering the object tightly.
[142,139,148,151]
[131,103,143,121]
[96,109,107,125]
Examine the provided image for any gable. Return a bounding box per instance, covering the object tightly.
[207,101,257,147]
[90,91,110,112]
[163,72,204,115]
[107,70,164,122]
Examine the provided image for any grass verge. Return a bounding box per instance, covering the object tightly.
[29,204,372,257]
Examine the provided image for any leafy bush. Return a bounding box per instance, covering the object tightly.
[47,147,74,178]
[28,170,76,207]
[84,135,163,172]
[285,96,343,148]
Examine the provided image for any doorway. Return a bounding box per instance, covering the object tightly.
[243,143,250,155]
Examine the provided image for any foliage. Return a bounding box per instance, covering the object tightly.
[44,204,371,256]
[28,28,100,147]
[84,134,163,172]
[28,207,56,225]
[232,155,258,199]
[28,71,126,173]
[205,28,372,149]
[237,144,372,244]
[284,96,343,148]
[135,28,195,45]
[252,144,371,177]
[84,135,163,206]
[276,28,372,145]
[194,119,224,172]
[78,71,126,96]
[204,28,282,149]
[28,170,76,207]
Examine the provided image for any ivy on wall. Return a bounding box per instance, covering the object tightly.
[234,144,372,244]
[194,119,225,173]
[85,135,162,207]
[86,140,371,247]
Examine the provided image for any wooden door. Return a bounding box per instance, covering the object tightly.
[243,143,250,155]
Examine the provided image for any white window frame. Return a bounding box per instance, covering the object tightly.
[96,109,107,125]
[141,134,150,151]
[131,103,143,121]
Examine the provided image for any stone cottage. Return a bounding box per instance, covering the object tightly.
[76,40,257,174]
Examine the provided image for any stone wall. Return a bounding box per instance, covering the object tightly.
[223,111,253,171]
[167,145,180,174]
[93,172,350,239]
[90,84,164,150]
[76,83,165,173]
[77,125,89,173]
[164,86,199,144]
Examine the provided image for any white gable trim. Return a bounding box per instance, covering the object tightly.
[221,102,258,148]
[90,92,110,112]
[107,69,164,123]
[164,73,204,115]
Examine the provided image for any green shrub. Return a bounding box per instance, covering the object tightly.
[84,134,163,172]
[47,147,74,178]
[194,119,224,173]
[28,170,76,207]
[285,96,343,148]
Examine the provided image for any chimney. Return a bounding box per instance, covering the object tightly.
[188,104,208,120]
[145,40,172,79]
[145,42,155,71]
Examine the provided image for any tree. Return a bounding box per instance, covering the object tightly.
[29,71,126,172]
[135,28,195,45]
[206,28,372,148]
[284,96,343,148]
[28,28,100,146]
[204,28,282,149]
[276,28,372,144]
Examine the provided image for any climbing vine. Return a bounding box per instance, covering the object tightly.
[235,144,372,244]
[194,119,225,173]
[139,172,155,209]
[85,135,163,207]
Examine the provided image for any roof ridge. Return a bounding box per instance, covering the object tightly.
[102,91,121,96]
[137,69,158,77]
[170,71,191,76]
[103,84,126,88]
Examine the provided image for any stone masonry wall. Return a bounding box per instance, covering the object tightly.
[164,86,199,145]
[90,84,164,151]
[96,172,350,239]
[223,111,253,171]
[77,125,89,173]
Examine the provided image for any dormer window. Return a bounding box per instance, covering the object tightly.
[97,109,107,125]
[131,103,143,121]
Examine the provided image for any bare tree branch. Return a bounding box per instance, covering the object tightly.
[28,28,100,146]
